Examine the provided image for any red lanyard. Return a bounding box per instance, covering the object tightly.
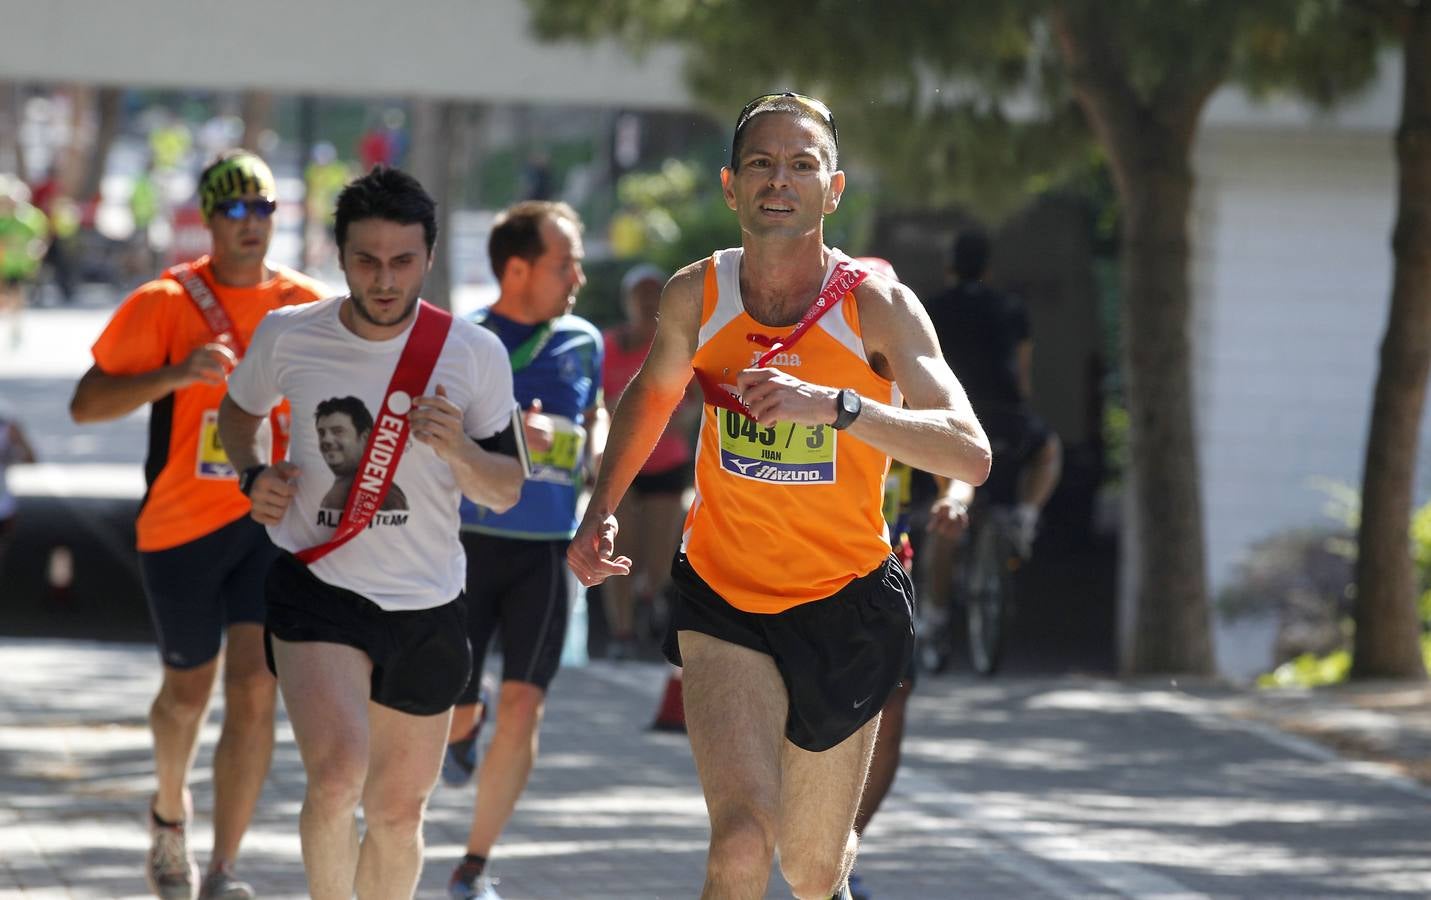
[295,301,453,565]
[168,262,245,354]
[697,257,869,415]
[169,262,295,454]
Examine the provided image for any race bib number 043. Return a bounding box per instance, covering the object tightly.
[718,409,835,484]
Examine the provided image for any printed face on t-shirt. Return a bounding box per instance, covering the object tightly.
[317,411,366,476]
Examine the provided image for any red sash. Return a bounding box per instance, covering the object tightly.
[695,257,869,415]
[296,301,454,564]
[167,262,292,459]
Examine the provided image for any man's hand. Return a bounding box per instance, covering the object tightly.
[567,511,632,587]
[410,384,469,462]
[735,367,838,427]
[248,461,300,525]
[175,342,238,387]
[523,398,555,454]
[927,495,970,540]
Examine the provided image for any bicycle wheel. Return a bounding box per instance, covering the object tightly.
[964,514,1009,676]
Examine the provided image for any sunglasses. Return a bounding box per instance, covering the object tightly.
[213,198,277,220]
[731,91,838,166]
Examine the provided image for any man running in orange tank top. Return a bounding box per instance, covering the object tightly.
[69,151,328,899]
[569,94,991,900]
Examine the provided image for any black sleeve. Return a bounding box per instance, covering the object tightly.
[1006,292,1031,343]
[477,421,520,456]
[475,415,532,478]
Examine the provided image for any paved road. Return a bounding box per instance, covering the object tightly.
[2,638,1429,899]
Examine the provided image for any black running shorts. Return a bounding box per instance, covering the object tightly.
[663,553,915,752]
[630,463,692,497]
[139,515,277,670]
[457,533,570,700]
[263,552,472,717]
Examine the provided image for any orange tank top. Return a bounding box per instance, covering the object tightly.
[682,248,897,614]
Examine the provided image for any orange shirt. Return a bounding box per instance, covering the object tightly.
[682,249,897,614]
[91,256,328,551]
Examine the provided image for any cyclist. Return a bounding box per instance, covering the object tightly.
[925,226,1060,572]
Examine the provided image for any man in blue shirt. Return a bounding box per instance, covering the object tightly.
[444,201,606,900]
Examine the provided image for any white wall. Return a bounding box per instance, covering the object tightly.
[1190,123,1431,677]
[0,0,691,108]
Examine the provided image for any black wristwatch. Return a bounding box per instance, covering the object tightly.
[237,464,268,497]
[832,389,862,430]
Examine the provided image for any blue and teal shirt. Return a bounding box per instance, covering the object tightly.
[460,308,603,540]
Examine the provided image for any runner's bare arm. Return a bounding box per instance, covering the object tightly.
[568,262,703,584]
[585,402,610,483]
[849,279,989,481]
[411,384,522,513]
[69,343,238,423]
[218,394,299,526]
[739,277,989,482]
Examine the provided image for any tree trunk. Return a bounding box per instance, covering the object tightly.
[1351,3,1431,681]
[409,98,458,310]
[78,86,122,202]
[0,81,26,183]
[1117,148,1213,675]
[240,91,274,153]
[1053,3,1220,674]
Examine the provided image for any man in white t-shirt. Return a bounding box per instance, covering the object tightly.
[218,166,525,900]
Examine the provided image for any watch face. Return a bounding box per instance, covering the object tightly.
[842,391,861,415]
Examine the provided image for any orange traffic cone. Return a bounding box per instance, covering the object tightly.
[651,666,686,732]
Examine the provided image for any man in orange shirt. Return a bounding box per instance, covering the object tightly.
[569,93,991,899]
[70,150,327,900]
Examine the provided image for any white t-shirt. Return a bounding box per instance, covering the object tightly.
[227,296,515,611]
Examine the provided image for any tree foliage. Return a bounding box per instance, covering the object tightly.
[528,0,1400,675]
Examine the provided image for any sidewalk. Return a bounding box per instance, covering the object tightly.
[3,638,1431,899]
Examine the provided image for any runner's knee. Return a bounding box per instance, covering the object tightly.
[222,668,277,721]
[707,807,776,882]
[781,849,848,900]
[492,682,545,736]
[154,665,217,718]
[360,790,426,840]
[303,755,366,819]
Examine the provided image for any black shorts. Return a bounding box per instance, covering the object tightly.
[263,552,472,717]
[663,553,915,752]
[457,533,570,699]
[980,406,1054,506]
[630,463,691,496]
[139,515,278,670]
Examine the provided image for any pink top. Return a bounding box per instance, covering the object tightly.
[603,326,693,475]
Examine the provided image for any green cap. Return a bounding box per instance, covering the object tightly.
[199,152,276,218]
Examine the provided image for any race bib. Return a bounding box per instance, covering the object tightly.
[195,409,271,480]
[196,409,234,479]
[528,414,587,485]
[717,408,835,484]
[883,462,913,523]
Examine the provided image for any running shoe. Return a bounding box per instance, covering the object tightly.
[440,689,490,788]
[147,813,198,900]
[198,866,255,899]
[448,869,502,899]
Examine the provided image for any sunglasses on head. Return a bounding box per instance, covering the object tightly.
[732,91,838,152]
[213,198,277,220]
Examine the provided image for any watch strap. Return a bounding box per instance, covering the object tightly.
[238,464,268,496]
